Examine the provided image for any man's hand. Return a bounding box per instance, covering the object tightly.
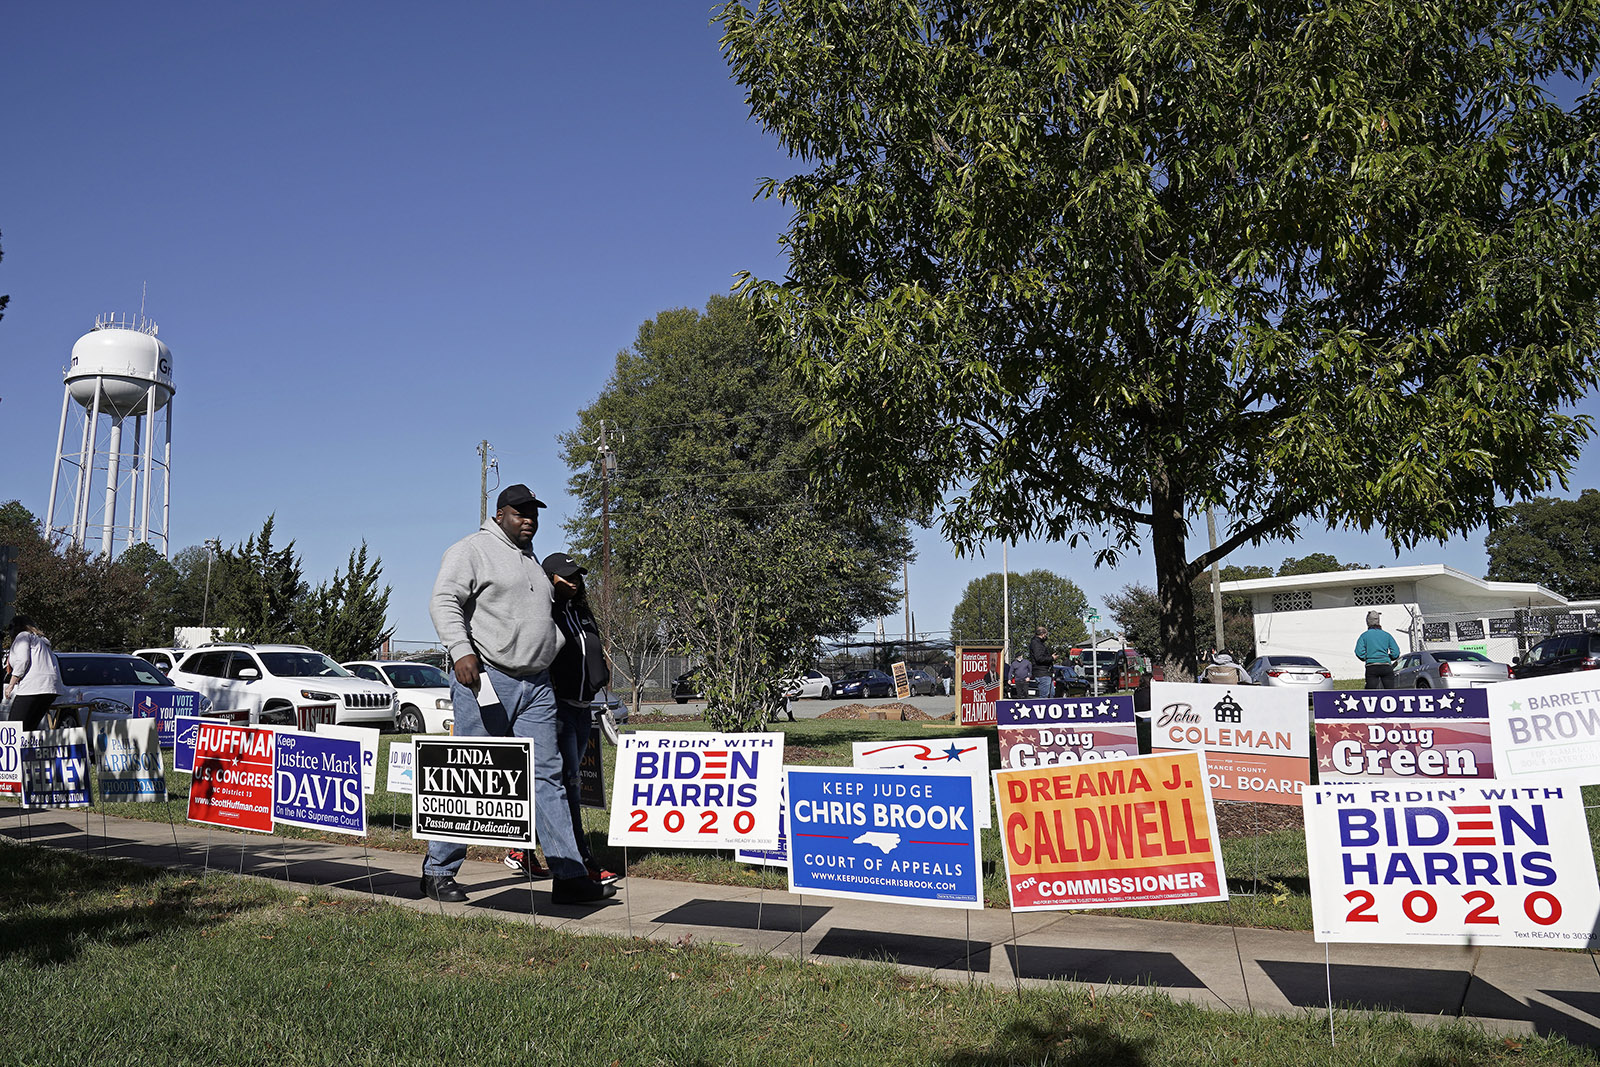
[453,654,481,688]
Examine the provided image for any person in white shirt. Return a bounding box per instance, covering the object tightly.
[4,615,61,730]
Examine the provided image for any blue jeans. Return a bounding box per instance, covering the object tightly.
[555,699,596,868]
[1034,670,1054,698]
[423,664,586,881]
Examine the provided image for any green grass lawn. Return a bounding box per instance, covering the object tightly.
[57,712,1600,935]
[1,843,1593,1067]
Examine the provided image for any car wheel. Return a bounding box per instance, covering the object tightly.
[675,696,689,704]
[1413,679,1429,688]
[821,686,831,700]
[397,705,425,734]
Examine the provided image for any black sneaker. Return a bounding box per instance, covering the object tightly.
[419,875,467,902]
[551,876,617,904]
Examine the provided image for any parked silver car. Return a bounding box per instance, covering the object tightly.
[1394,649,1510,689]
[1244,654,1334,691]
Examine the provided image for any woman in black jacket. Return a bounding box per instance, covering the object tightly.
[544,552,618,885]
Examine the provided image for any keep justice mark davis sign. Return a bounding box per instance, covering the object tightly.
[413,737,534,847]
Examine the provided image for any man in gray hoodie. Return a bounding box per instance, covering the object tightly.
[420,483,616,906]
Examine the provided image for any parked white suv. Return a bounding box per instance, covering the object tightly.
[166,643,396,729]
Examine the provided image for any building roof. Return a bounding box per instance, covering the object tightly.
[1219,563,1568,606]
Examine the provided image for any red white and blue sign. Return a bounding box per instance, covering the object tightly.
[133,688,203,748]
[274,729,365,835]
[0,721,21,796]
[188,722,276,833]
[1304,782,1600,947]
[172,715,210,774]
[996,695,1139,770]
[785,767,983,910]
[609,731,783,849]
[852,738,993,828]
[1312,689,1492,782]
[736,780,790,868]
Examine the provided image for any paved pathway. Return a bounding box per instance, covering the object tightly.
[5,803,1600,1049]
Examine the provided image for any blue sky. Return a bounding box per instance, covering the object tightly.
[4,3,1596,652]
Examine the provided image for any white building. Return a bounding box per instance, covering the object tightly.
[1220,564,1597,680]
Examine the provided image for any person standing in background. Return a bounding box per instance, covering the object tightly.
[1354,611,1402,690]
[4,615,61,730]
[1028,625,1055,698]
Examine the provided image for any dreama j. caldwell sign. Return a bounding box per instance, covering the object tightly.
[1303,781,1600,947]
[994,751,1227,911]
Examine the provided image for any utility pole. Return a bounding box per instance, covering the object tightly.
[903,561,912,653]
[477,440,496,525]
[597,421,619,641]
[1206,506,1225,653]
[201,537,221,628]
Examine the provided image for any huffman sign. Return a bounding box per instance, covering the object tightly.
[412,737,535,847]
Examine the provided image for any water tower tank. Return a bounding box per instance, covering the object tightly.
[66,318,173,417]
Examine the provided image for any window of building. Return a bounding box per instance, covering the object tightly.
[1353,584,1396,606]
[1271,590,1312,612]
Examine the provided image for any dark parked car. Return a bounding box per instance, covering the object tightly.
[1513,632,1600,680]
[672,668,704,704]
[836,669,894,699]
[905,668,940,696]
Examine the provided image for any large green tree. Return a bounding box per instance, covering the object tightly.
[718,0,1600,679]
[558,296,912,720]
[948,569,1088,652]
[1486,489,1600,598]
[296,542,394,662]
[213,516,305,644]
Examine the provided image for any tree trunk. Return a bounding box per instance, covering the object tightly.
[1149,466,1198,682]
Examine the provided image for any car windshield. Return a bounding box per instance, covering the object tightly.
[58,656,173,687]
[1268,656,1322,667]
[384,663,449,687]
[1432,651,1490,662]
[259,652,352,678]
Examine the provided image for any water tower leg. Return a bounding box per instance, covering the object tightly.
[162,403,172,560]
[75,386,102,549]
[126,415,141,546]
[102,416,122,557]
[140,385,156,544]
[46,386,71,535]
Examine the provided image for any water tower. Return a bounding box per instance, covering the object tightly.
[45,314,175,558]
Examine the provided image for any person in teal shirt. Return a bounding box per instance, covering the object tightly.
[1354,611,1401,689]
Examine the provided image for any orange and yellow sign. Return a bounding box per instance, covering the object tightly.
[994,751,1227,911]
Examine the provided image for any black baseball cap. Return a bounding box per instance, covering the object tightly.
[496,484,547,513]
[541,552,587,578]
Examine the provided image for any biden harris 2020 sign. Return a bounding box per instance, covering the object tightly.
[1303,782,1600,947]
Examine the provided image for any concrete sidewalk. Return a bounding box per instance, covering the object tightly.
[5,803,1600,1049]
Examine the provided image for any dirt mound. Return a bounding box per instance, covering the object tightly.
[815,702,935,721]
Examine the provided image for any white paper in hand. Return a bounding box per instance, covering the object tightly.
[476,674,502,708]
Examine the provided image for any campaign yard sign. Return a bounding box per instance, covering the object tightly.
[1148,682,1309,804]
[608,731,783,849]
[133,688,202,748]
[413,737,534,847]
[171,714,210,774]
[957,646,1002,726]
[317,723,379,794]
[21,728,93,809]
[93,717,167,802]
[0,721,21,796]
[994,751,1227,911]
[188,722,276,832]
[736,780,790,868]
[1313,690,1492,783]
[1303,782,1600,947]
[891,660,911,699]
[578,724,606,809]
[1486,673,1600,785]
[294,702,338,732]
[786,767,983,909]
[996,696,1139,770]
[386,741,414,794]
[852,738,993,829]
[274,729,365,835]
